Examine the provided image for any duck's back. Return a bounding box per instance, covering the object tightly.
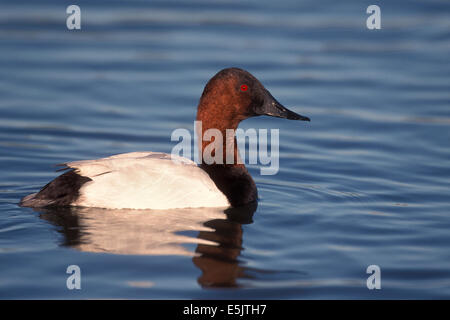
[20,152,230,210]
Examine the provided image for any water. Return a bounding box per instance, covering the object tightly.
[1,0,450,299]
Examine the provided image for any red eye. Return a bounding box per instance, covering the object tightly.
[240,84,248,92]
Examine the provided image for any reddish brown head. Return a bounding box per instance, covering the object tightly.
[196,68,309,132]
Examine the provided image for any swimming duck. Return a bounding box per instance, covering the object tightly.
[20,68,310,210]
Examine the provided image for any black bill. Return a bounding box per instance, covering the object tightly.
[255,90,310,121]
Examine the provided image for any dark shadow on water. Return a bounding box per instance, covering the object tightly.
[34,202,257,288]
[193,203,256,288]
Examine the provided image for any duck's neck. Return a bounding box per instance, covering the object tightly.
[195,119,242,167]
[196,113,257,207]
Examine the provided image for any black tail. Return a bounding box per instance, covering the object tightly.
[19,170,92,208]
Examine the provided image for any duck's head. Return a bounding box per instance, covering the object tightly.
[197,67,310,126]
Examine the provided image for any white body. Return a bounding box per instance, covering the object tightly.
[61,152,229,210]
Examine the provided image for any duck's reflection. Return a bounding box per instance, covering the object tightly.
[35,202,256,288]
[193,203,256,288]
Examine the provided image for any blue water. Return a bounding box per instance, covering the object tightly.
[1,0,450,299]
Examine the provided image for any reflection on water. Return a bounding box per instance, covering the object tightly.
[194,204,256,288]
[35,202,257,288]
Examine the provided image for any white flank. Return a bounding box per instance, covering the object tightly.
[63,152,229,210]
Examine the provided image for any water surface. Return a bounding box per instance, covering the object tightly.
[1,0,450,299]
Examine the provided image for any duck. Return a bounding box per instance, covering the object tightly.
[19,68,310,210]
